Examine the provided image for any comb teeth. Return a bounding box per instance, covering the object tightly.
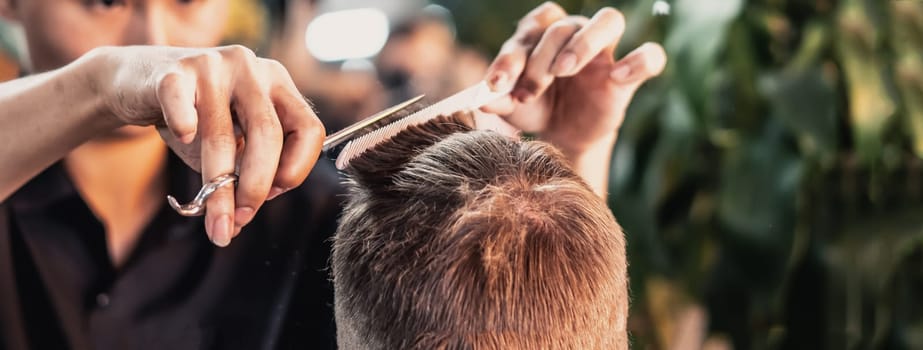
[335,81,507,170]
[334,104,443,170]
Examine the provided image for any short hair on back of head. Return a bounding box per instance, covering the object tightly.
[332,112,628,349]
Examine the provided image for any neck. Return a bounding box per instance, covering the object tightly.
[65,126,169,267]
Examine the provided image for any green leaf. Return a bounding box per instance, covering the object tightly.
[716,122,803,252]
[836,0,897,164]
[610,88,700,276]
[665,0,744,115]
[759,67,838,157]
[824,207,923,348]
[642,89,699,208]
[890,1,923,158]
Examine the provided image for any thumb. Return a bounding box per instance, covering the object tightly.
[609,42,667,90]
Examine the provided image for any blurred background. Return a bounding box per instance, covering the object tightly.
[2,0,922,348]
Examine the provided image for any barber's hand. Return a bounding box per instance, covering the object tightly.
[89,45,324,247]
[482,2,667,156]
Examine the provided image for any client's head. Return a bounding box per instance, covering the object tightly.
[332,112,627,349]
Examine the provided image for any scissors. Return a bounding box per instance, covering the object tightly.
[167,94,425,216]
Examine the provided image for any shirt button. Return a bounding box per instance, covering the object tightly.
[96,293,111,308]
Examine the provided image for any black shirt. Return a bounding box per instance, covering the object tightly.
[0,153,344,350]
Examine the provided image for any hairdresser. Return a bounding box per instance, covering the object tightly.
[0,0,665,348]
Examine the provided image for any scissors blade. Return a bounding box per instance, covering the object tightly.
[322,94,425,151]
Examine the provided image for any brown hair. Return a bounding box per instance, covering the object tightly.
[332,112,628,349]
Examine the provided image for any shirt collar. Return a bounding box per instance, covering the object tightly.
[7,149,201,216]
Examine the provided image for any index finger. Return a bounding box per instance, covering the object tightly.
[485,2,568,92]
[264,60,325,200]
[550,7,626,77]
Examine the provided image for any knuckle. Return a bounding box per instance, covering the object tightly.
[204,131,238,150]
[284,103,320,133]
[236,181,269,204]
[303,115,325,141]
[567,40,592,56]
[177,55,197,68]
[490,53,518,71]
[222,44,256,60]
[547,21,580,38]
[85,45,114,59]
[251,117,284,140]
[273,163,303,189]
[206,189,234,211]
[225,46,259,78]
[198,51,223,66]
[306,105,322,125]
[262,59,289,76]
[157,72,183,96]
[181,51,223,75]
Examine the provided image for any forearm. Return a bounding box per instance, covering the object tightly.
[0,53,118,200]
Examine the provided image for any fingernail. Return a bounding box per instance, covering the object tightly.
[489,72,510,92]
[552,52,577,76]
[212,214,231,247]
[610,65,633,82]
[234,207,254,227]
[267,187,286,201]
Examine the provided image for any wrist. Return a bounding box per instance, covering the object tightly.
[548,132,617,199]
[74,47,122,129]
[547,130,618,161]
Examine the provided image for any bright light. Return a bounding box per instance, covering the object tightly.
[306,8,390,62]
[341,58,376,72]
[653,0,671,16]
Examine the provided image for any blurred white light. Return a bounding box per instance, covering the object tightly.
[340,58,376,72]
[306,8,390,62]
[653,0,671,16]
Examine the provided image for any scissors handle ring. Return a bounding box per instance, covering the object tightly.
[167,173,238,217]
